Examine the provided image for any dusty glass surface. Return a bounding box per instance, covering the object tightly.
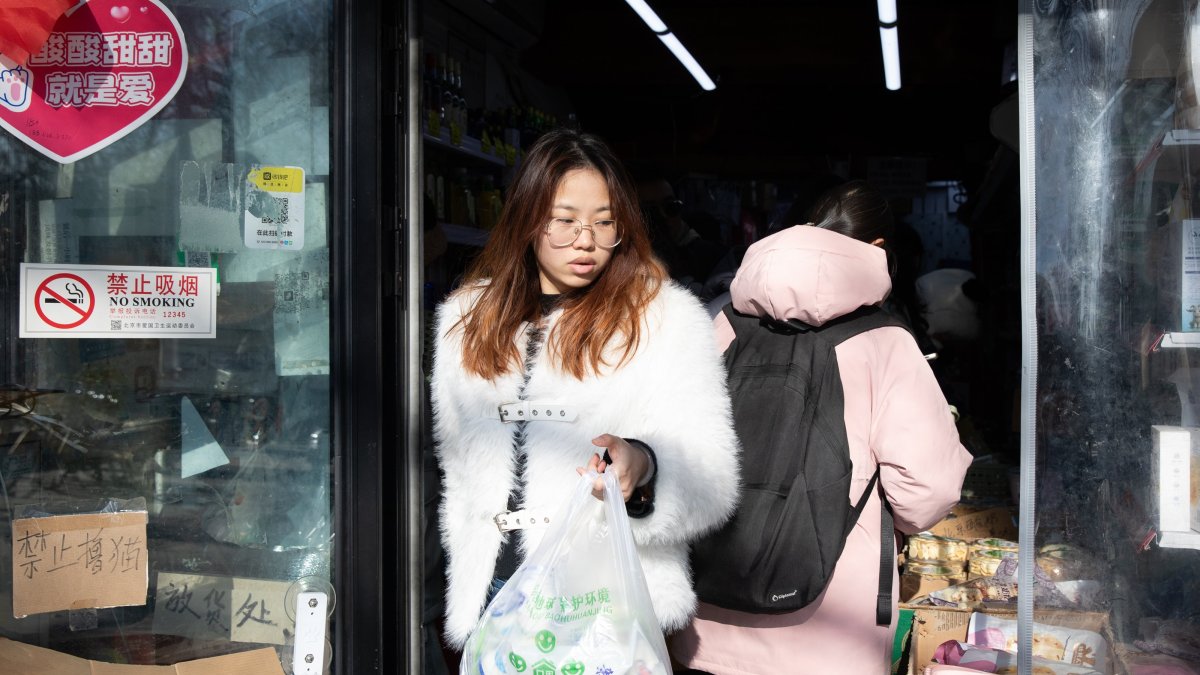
[0,0,333,666]
[1031,0,1200,669]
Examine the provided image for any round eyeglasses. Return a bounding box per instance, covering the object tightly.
[544,218,621,249]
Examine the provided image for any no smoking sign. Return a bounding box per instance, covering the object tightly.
[33,273,95,329]
[20,263,217,339]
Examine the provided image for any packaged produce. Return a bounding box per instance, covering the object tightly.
[927,577,1017,609]
[933,639,1103,674]
[971,538,1019,555]
[969,550,1013,579]
[968,613,1109,673]
[909,533,970,562]
[905,559,967,583]
[1036,543,1090,581]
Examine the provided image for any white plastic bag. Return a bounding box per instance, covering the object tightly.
[461,470,672,675]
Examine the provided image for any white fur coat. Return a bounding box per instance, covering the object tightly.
[431,281,740,648]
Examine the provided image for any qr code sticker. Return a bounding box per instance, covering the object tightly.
[110,320,122,331]
[261,197,289,224]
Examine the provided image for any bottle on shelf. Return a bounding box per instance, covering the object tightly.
[449,58,462,126]
[448,167,471,226]
[502,107,521,166]
[455,60,467,137]
[475,174,503,230]
[454,59,465,123]
[439,52,452,130]
[425,52,442,136]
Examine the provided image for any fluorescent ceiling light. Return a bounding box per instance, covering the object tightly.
[658,32,717,91]
[624,0,668,33]
[877,0,897,25]
[879,26,901,90]
[623,0,716,92]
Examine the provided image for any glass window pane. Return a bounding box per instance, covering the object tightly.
[1,0,334,667]
[1032,1,1200,670]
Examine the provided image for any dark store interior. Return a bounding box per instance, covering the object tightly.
[523,0,1017,180]
[422,0,1022,465]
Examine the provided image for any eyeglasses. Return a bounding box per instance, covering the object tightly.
[543,217,621,249]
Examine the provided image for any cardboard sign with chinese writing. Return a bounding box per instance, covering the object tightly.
[11,510,149,618]
[0,0,188,164]
[19,263,217,339]
[928,506,1019,541]
[0,637,284,675]
[153,572,293,645]
[153,573,229,642]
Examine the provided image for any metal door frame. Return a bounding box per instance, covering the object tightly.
[331,0,415,672]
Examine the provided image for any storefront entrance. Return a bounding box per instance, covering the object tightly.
[0,1,415,672]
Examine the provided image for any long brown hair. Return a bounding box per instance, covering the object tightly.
[451,129,665,380]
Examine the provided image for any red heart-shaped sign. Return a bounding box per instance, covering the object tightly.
[0,0,187,163]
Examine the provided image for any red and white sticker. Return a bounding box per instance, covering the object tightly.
[20,263,216,338]
[0,0,188,163]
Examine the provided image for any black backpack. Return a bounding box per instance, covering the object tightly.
[692,303,905,624]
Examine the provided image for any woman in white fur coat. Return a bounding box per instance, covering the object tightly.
[430,129,740,650]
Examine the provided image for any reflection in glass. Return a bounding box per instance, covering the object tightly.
[0,0,334,667]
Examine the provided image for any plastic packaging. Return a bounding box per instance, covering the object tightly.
[905,559,968,583]
[460,470,670,675]
[908,533,970,563]
[968,550,1011,578]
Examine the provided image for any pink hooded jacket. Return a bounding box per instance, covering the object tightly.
[672,226,972,674]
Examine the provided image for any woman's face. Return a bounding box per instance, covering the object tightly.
[534,168,615,294]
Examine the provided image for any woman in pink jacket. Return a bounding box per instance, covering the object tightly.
[672,181,973,674]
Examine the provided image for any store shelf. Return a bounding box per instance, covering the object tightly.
[423,129,505,167]
[1162,129,1200,146]
[441,222,490,247]
[1159,332,1200,349]
[1129,129,1200,181]
[1158,529,1200,549]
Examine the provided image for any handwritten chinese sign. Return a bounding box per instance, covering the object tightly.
[153,572,294,645]
[12,510,149,618]
[929,507,1018,541]
[0,0,188,163]
[19,263,217,339]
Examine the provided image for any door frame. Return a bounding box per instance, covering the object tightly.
[331,0,412,672]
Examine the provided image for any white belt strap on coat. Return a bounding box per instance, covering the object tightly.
[492,401,577,422]
[489,400,574,530]
[494,509,553,532]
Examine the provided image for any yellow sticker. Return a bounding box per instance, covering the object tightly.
[248,166,304,193]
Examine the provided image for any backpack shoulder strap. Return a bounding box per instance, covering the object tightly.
[810,305,909,347]
[721,301,760,335]
[725,303,908,345]
[816,306,904,627]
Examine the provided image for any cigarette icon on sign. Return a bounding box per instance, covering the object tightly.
[44,282,84,304]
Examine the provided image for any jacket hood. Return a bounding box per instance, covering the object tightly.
[730,225,891,326]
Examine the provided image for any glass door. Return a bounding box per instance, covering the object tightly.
[1022,0,1200,673]
[0,0,398,671]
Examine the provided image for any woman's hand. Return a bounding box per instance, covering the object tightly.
[574,434,649,502]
